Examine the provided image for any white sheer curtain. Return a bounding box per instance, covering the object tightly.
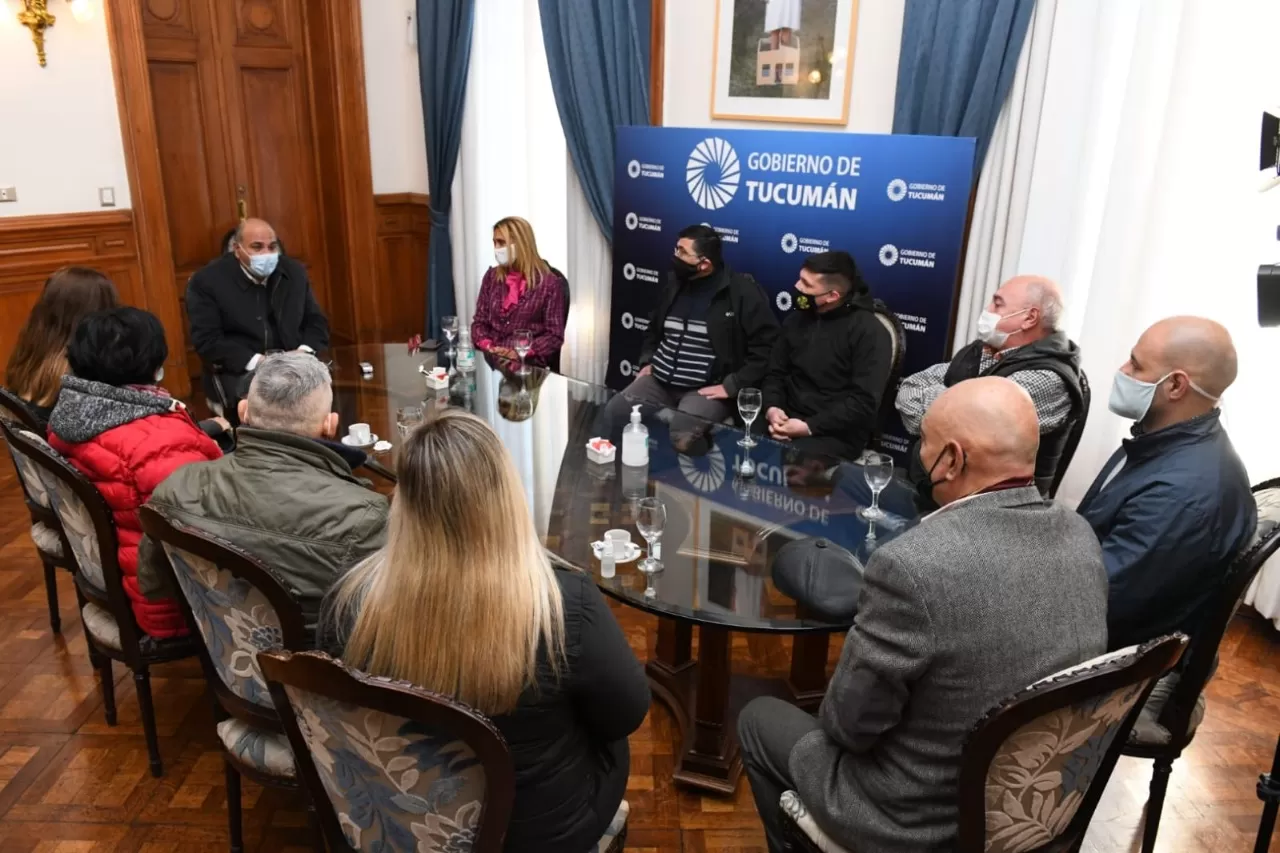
[447,0,571,525]
[447,0,614,390]
[952,0,1056,350]
[563,167,612,386]
[955,0,1280,503]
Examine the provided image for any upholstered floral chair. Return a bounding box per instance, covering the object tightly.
[0,412,73,633]
[139,505,313,851]
[1122,487,1280,853]
[5,425,197,778]
[259,649,631,853]
[778,635,1187,853]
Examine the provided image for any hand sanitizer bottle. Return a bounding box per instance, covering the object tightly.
[457,328,475,373]
[621,404,649,467]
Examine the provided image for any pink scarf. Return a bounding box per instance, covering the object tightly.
[501,270,527,312]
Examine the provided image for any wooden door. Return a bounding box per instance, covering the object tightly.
[140,0,329,387]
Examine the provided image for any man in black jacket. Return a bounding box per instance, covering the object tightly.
[896,275,1084,495]
[186,217,329,413]
[607,224,778,436]
[761,251,891,460]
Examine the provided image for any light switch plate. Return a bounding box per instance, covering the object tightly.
[0,187,16,203]
[99,187,116,207]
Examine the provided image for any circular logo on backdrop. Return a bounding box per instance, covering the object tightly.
[627,160,641,178]
[623,263,636,281]
[887,178,908,202]
[776,290,793,312]
[621,312,635,330]
[620,360,634,377]
[686,138,741,210]
[625,212,639,230]
[680,446,727,493]
[780,233,799,254]
[879,244,900,267]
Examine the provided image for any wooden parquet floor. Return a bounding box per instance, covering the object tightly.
[0,463,1277,852]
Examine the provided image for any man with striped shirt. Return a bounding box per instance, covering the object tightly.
[608,225,779,438]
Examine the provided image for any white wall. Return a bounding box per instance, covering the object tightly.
[663,0,905,132]
[360,0,429,196]
[0,0,131,216]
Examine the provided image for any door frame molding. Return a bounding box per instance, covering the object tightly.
[104,0,378,397]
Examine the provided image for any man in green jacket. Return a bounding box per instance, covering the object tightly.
[139,352,388,641]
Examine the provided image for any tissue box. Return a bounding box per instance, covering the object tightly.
[586,438,616,464]
[424,367,449,389]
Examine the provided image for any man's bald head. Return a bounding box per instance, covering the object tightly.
[1119,316,1235,431]
[1140,316,1237,397]
[984,275,1065,349]
[919,377,1040,506]
[234,218,277,249]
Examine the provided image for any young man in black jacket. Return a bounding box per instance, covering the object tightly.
[186,217,329,414]
[607,224,778,437]
[762,251,891,460]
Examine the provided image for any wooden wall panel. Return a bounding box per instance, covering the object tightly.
[0,211,144,374]
[374,193,430,342]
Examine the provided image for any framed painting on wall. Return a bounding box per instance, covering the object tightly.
[711,0,859,125]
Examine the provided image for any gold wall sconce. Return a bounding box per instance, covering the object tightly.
[17,0,94,68]
[17,0,58,67]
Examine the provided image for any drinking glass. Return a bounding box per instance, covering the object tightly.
[514,329,533,376]
[636,497,666,575]
[442,315,459,360]
[396,405,424,437]
[861,452,894,521]
[737,387,762,448]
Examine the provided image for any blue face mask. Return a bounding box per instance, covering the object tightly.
[1108,370,1219,422]
[247,252,279,279]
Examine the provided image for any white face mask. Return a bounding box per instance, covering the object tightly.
[1108,370,1219,422]
[247,251,279,279]
[495,246,514,266]
[154,367,165,384]
[976,307,1029,348]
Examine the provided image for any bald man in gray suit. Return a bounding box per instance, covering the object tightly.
[739,377,1109,852]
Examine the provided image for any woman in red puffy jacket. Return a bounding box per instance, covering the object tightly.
[48,307,224,638]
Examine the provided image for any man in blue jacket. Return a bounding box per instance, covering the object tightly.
[1077,316,1255,650]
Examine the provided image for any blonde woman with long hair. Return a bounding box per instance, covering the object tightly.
[471,216,568,368]
[324,409,649,852]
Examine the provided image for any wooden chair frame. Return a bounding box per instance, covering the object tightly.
[779,635,1186,853]
[0,396,73,633]
[139,504,314,851]
[1122,483,1280,853]
[259,649,517,853]
[4,423,197,777]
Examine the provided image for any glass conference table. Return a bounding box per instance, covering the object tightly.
[324,343,918,794]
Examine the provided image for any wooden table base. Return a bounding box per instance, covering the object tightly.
[647,620,834,795]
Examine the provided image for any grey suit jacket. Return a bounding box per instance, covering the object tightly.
[790,486,1108,851]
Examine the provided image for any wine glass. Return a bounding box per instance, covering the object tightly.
[636,497,666,575]
[737,387,762,448]
[514,329,533,376]
[441,315,459,361]
[396,405,424,437]
[861,452,894,521]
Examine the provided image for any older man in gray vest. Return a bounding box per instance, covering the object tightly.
[896,275,1084,495]
[739,377,1108,852]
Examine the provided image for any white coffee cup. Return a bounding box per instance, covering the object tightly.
[605,529,631,557]
[349,423,372,444]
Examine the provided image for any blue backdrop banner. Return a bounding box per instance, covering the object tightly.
[609,126,976,455]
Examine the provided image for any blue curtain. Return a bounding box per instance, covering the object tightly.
[538,0,651,242]
[892,0,1036,172]
[417,0,475,339]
